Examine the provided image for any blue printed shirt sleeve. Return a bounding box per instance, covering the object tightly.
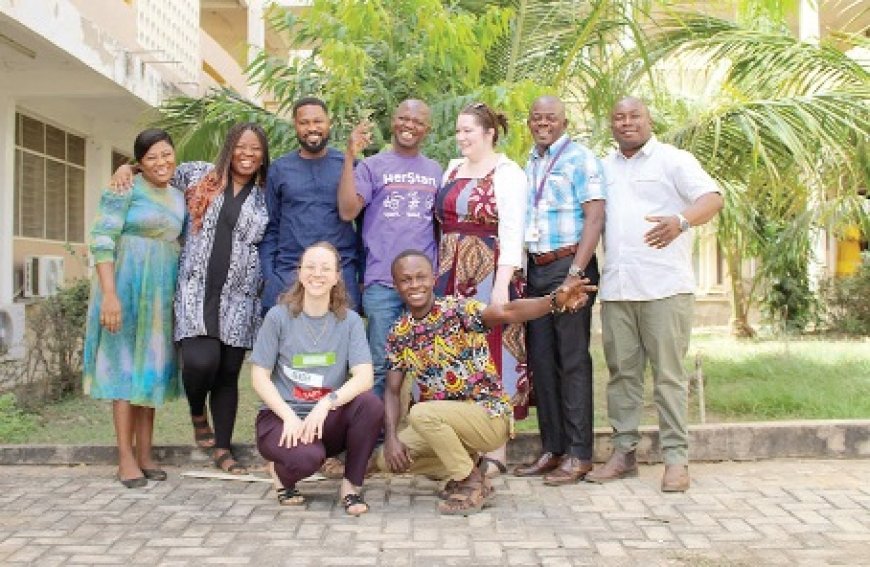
[574,149,606,204]
[88,183,134,264]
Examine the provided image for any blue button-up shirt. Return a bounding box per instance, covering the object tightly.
[524,134,606,254]
[259,148,361,308]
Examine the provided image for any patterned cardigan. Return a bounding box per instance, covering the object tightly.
[173,161,268,348]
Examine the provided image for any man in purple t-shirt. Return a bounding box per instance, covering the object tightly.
[337,100,443,397]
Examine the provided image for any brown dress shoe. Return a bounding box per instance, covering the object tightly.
[661,464,690,492]
[584,450,638,483]
[512,452,562,477]
[543,456,593,486]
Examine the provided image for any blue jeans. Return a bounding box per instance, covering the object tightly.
[362,284,404,399]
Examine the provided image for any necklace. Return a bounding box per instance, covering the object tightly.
[301,312,331,346]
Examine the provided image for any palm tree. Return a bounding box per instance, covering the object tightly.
[631,11,869,335]
[156,0,653,163]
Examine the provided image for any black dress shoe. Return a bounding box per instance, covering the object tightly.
[512,452,562,477]
[117,475,147,488]
[142,468,167,481]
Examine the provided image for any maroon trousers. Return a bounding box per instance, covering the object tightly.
[256,392,384,488]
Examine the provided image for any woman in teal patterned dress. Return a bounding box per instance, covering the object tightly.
[83,129,185,488]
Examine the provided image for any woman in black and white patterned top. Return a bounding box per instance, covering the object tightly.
[113,123,270,474]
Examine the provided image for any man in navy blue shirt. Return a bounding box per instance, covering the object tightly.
[259,97,362,312]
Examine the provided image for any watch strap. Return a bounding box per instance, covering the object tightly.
[676,214,690,232]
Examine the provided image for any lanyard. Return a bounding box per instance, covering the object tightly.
[532,138,571,208]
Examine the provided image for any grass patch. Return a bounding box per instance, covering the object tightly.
[2,334,867,445]
[695,337,870,420]
[0,394,41,443]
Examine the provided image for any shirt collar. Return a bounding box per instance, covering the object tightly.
[617,136,657,160]
[530,133,571,159]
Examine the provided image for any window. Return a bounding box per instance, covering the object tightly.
[112,150,132,174]
[13,114,86,243]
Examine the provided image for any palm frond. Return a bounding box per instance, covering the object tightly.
[638,12,868,98]
[667,91,870,189]
[155,89,298,161]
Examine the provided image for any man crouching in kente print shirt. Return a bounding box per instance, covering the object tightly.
[375,249,596,515]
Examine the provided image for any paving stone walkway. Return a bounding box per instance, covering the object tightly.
[1,459,868,566]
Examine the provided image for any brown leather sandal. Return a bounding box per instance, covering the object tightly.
[191,415,215,449]
[437,470,487,515]
[212,449,247,475]
[438,478,495,502]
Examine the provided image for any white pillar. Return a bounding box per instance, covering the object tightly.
[0,95,16,304]
[799,0,820,42]
[799,0,827,286]
[247,0,265,103]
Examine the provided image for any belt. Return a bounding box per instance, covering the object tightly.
[529,244,578,266]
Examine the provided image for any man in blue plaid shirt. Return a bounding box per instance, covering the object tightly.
[513,95,606,485]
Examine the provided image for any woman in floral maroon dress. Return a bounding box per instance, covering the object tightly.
[435,102,529,475]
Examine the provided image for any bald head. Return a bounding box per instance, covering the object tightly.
[392,99,431,154]
[396,99,430,120]
[610,97,652,158]
[528,95,568,152]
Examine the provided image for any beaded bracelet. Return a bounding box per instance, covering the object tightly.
[549,291,559,313]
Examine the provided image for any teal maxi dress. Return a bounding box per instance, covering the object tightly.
[83,174,185,407]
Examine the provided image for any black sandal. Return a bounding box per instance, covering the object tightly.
[276,487,305,506]
[212,450,247,475]
[341,492,369,516]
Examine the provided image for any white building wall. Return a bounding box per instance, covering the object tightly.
[0,94,15,304]
[136,0,200,83]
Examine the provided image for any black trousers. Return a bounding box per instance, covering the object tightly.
[180,336,247,450]
[526,254,599,460]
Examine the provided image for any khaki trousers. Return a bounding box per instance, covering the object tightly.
[601,294,694,465]
[377,400,510,481]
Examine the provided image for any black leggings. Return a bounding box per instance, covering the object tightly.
[181,336,246,450]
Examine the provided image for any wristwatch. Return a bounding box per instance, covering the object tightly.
[676,213,690,232]
[326,391,338,410]
[567,264,585,278]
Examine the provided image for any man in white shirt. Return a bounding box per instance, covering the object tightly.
[586,97,723,492]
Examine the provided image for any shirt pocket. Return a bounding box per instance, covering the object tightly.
[545,173,576,210]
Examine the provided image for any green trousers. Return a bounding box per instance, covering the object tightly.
[376,400,509,481]
[601,294,694,465]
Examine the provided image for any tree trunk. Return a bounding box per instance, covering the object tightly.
[724,247,756,338]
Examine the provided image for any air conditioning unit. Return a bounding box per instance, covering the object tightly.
[23,255,65,298]
[0,303,25,360]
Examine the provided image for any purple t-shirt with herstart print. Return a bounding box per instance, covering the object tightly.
[355,150,442,287]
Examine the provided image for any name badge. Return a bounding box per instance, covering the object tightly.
[525,225,540,243]
[281,364,326,389]
[292,352,336,368]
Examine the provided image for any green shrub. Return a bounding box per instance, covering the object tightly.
[17,278,90,406]
[819,256,870,336]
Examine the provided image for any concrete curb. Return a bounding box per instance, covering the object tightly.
[2,419,868,466]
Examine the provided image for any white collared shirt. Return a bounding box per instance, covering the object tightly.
[600,137,721,301]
